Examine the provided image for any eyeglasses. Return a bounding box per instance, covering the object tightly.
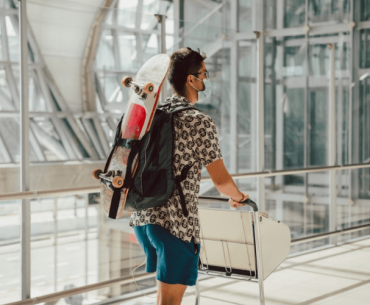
[192,71,209,79]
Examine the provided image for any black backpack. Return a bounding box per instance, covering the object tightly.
[104,103,198,219]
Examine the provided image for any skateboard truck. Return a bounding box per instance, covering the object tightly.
[121,76,154,100]
[92,169,124,188]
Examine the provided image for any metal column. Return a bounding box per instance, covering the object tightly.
[229,0,238,174]
[155,13,167,103]
[254,31,265,212]
[19,0,31,300]
[328,44,337,244]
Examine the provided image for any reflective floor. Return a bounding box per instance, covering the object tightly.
[125,238,370,305]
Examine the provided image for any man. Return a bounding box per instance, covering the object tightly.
[129,47,248,305]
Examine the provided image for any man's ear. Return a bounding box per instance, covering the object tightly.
[187,75,193,84]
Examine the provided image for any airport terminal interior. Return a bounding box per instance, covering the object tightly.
[0,0,369,304]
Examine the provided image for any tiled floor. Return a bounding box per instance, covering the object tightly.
[122,238,370,305]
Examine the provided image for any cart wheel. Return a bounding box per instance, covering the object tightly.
[92,169,103,180]
[121,76,133,87]
[143,82,154,94]
[112,176,124,188]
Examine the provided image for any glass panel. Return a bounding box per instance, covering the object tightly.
[31,117,68,161]
[337,169,370,243]
[309,43,330,76]
[142,33,158,62]
[283,43,306,77]
[361,0,370,21]
[0,66,15,111]
[239,0,252,32]
[100,117,115,146]
[238,40,256,172]
[0,19,3,61]
[118,33,140,72]
[309,89,327,166]
[28,192,158,299]
[359,78,370,198]
[99,73,130,107]
[5,15,19,62]
[265,36,306,171]
[360,29,370,69]
[309,0,351,23]
[29,74,48,112]
[0,200,21,303]
[0,118,20,162]
[96,30,116,70]
[117,0,138,28]
[30,195,99,297]
[284,0,305,28]
[141,0,160,30]
[284,88,305,169]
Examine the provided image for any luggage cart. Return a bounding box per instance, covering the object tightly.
[195,199,291,305]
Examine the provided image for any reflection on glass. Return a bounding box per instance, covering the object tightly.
[284,45,305,77]
[284,89,305,169]
[100,74,130,106]
[29,74,48,112]
[0,21,3,61]
[309,43,330,76]
[309,89,327,166]
[239,0,252,32]
[284,0,305,28]
[360,29,370,68]
[361,0,370,21]
[31,118,68,161]
[5,15,18,62]
[309,0,351,23]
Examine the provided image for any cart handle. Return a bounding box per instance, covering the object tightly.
[199,196,259,212]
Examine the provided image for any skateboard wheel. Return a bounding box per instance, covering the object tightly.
[112,176,124,188]
[143,82,154,94]
[92,169,103,180]
[122,76,133,88]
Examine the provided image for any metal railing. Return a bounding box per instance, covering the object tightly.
[4,273,155,305]
[0,162,369,201]
[2,162,370,305]
[3,220,370,305]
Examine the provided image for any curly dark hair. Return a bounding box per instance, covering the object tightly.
[168,47,207,95]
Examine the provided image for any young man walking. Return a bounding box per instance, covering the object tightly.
[129,47,249,305]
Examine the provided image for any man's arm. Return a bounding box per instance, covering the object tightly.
[206,159,245,202]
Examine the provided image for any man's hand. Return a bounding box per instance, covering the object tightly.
[228,192,249,209]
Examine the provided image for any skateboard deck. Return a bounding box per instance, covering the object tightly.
[198,208,291,280]
[93,54,171,218]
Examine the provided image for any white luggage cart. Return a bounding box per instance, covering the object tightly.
[195,198,291,305]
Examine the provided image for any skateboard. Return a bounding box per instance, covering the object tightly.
[92,54,171,219]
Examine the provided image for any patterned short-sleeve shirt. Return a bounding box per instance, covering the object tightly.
[129,95,223,244]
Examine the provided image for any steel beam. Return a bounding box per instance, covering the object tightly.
[19,0,31,300]
[328,43,337,244]
[255,30,265,213]
[229,0,238,174]
[155,13,167,103]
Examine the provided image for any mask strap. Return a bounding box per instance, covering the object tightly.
[190,75,202,92]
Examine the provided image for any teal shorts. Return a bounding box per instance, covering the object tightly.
[134,224,200,286]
